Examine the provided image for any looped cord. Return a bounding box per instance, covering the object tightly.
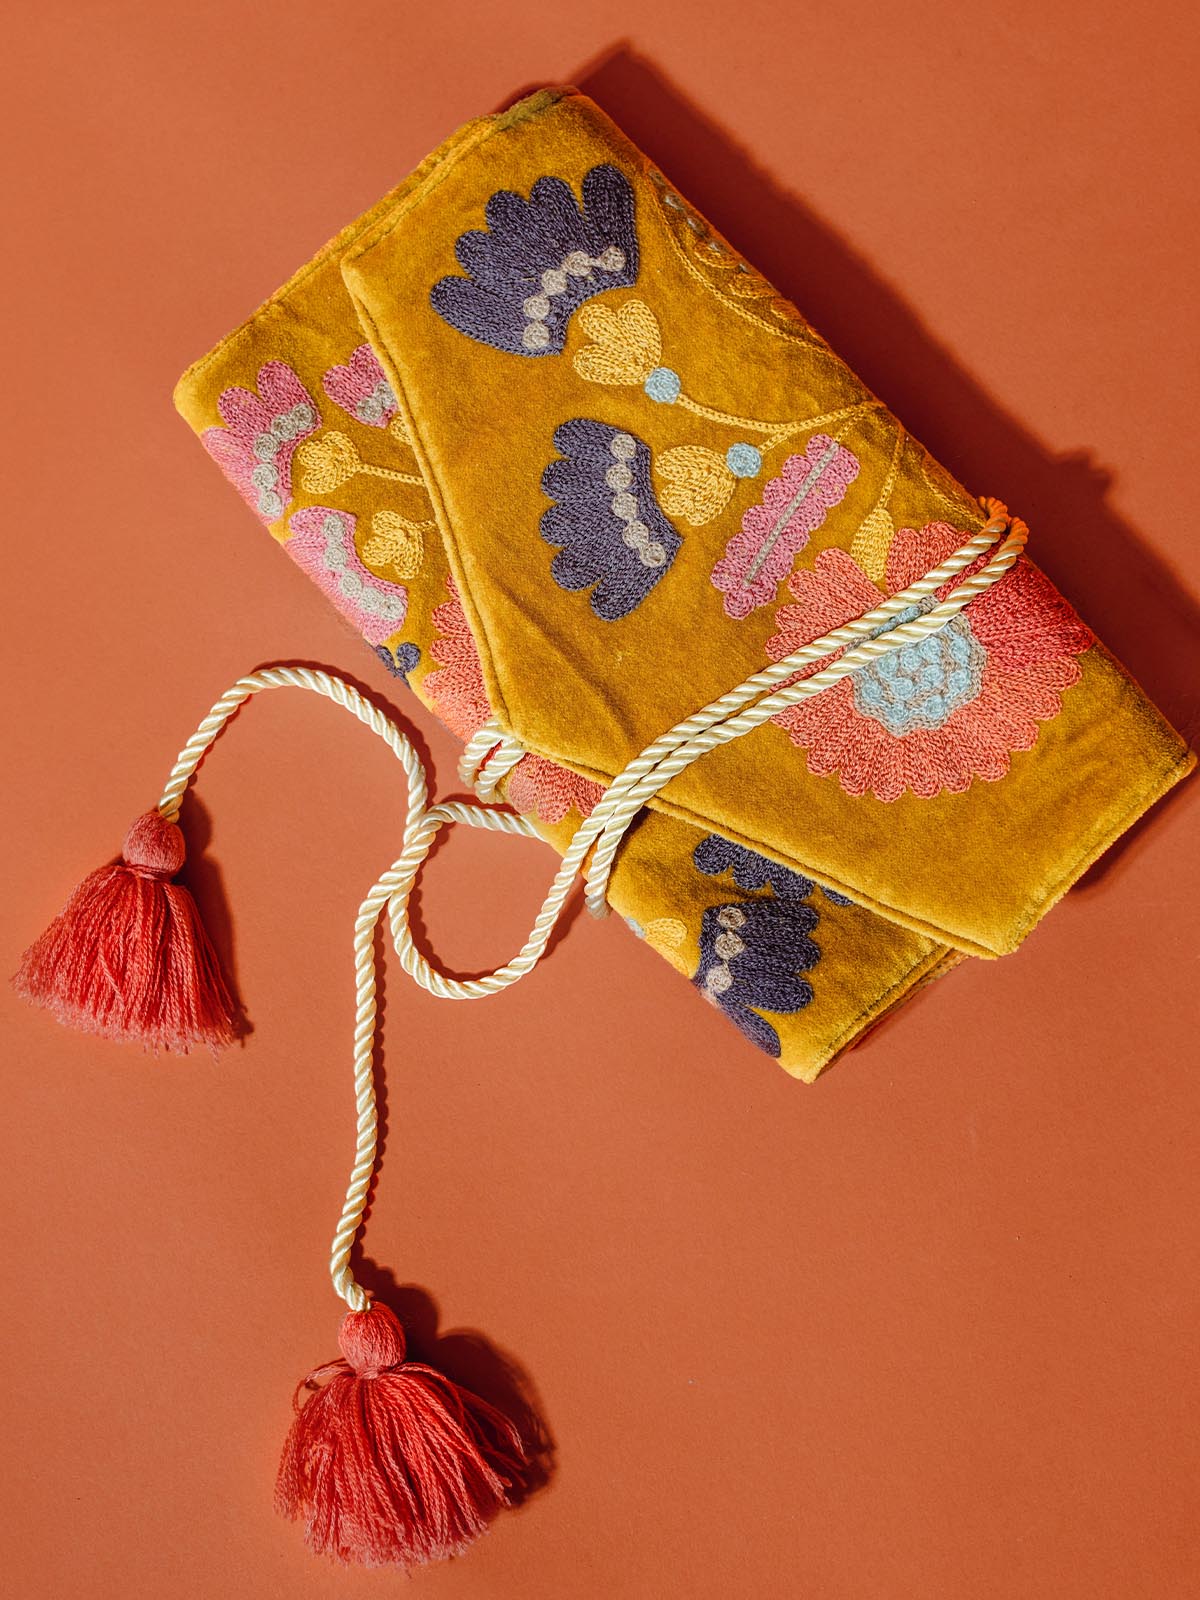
[156,500,1023,1314]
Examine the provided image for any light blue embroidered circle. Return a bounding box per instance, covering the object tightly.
[644,366,681,403]
[852,614,986,735]
[725,442,762,478]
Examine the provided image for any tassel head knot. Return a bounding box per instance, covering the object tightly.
[337,1302,406,1376]
[122,811,186,879]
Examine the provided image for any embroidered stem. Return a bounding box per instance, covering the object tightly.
[359,465,425,486]
[674,395,877,446]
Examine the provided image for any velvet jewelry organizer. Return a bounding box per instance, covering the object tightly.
[173,86,1191,1082]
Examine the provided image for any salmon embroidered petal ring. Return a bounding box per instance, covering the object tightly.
[15,87,1193,1569]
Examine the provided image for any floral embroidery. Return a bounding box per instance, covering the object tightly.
[297,431,423,495]
[201,361,318,523]
[647,168,822,342]
[710,434,860,619]
[767,524,1095,801]
[376,642,421,682]
[426,576,604,822]
[425,577,492,740]
[430,165,639,356]
[572,299,664,389]
[693,834,852,905]
[540,419,682,620]
[848,426,905,584]
[506,752,602,823]
[694,900,820,1058]
[322,343,408,442]
[361,510,427,580]
[625,915,691,974]
[570,298,876,491]
[654,443,761,528]
[285,507,407,646]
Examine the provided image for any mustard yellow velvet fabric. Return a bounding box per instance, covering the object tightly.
[174,87,1190,1081]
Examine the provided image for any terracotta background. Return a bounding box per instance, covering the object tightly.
[3,3,1198,1595]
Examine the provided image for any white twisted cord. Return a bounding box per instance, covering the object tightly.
[459,721,526,798]
[152,508,1023,1314]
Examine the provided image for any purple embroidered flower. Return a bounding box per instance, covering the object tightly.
[375,641,421,681]
[541,419,681,620]
[693,834,852,905]
[322,344,400,430]
[431,165,639,356]
[694,900,820,1059]
[201,362,319,524]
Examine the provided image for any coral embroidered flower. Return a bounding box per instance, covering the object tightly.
[285,507,407,646]
[430,165,639,356]
[505,754,603,824]
[322,343,406,438]
[766,523,1095,801]
[694,899,820,1059]
[541,419,682,620]
[425,577,604,822]
[202,361,319,523]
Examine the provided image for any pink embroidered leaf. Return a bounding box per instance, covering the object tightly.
[322,344,400,430]
[285,507,407,646]
[710,434,859,619]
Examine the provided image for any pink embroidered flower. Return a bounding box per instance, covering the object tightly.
[285,507,407,645]
[766,522,1094,801]
[426,577,603,821]
[322,344,400,429]
[201,361,318,523]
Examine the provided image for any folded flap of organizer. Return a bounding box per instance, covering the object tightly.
[340,89,1189,958]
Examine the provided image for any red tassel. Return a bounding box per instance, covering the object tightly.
[13,810,238,1053]
[277,1302,528,1568]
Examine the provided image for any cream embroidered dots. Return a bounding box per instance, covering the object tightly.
[521,246,629,351]
[606,432,668,569]
[701,904,747,998]
[250,403,317,518]
[201,362,320,526]
[356,378,398,424]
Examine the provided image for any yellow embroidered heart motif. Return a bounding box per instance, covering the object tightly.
[362,510,426,579]
[655,445,737,527]
[298,430,362,494]
[573,299,662,386]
